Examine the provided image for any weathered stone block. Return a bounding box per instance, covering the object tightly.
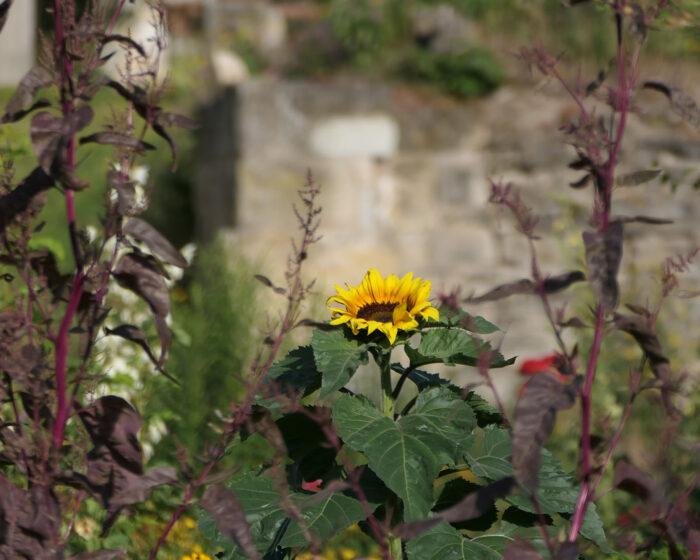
[309,115,400,159]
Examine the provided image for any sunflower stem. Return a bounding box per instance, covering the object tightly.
[379,351,395,419]
[387,533,402,559]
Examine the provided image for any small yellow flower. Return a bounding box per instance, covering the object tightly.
[327,269,439,344]
[180,552,211,560]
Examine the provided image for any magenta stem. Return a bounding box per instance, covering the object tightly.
[568,305,604,540]
[106,0,128,35]
[52,271,85,449]
[568,4,640,540]
[51,0,85,451]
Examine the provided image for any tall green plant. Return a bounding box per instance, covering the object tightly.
[147,242,260,461]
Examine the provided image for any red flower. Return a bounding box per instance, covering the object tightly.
[302,478,323,492]
[518,353,568,382]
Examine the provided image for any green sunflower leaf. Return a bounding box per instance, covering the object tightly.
[465,425,513,480]
[279,493,368,547]
[436,306,501,334]
[465,391,504,428]
[405,329,514,369]
[406,521,513,560]
[506,449,578,513]
[199,473,370,557]
[312,328,370,398]
[332,387,475,521]
[199,473,282,559]
[257,346,321,411]
[580,502,614,553]
[505,450,611,552]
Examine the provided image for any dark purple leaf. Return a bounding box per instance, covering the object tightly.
[155,111,199,130]
[2,98,52,124]
[613,314,670,382]
[393,518,442,541]
[0,472,62,557]
[254,273,287,294]
[77,396,155,533]
[152,121,178,170]
[112,251,171,362]
[199,485,263,560]
[69,551,127,560]
[28,247,68,295]
[467,271,585,303]
[111,466,177,507]
[100,33,145,57]
[104,80,148,112]
[0,427,29,469]
[30,111,63,172]
[62,104,95,135]
[439,477,515,523]
[543,270,585,293]
[568,155,593,170]
[613,460,655,502]
[585,65,609,96]
[644,81,700,132]
[0,167,54,231]
[512,373,579,493]
[625,303,651,317]
[153,314,171,366]
[245,406,288,457]
[123,217,187,268]
[30,106,94,175]
[113,252,169,317]
[3,66,52,121]
[151,111,199,170]
[396,478,514,540]
[80,396,143,473]
[553,542,579,560]
[557,317,586,329]
[79,132,155,152]
[616,169,662,187]
[617,215,673,225]
[104,324,179,384]
[569,173,591,189]
[104,81,196,170]
[583,220,623,313]
[19,390,53,427]
[503,539,543,560]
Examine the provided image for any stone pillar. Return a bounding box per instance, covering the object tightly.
[0,0,36,86]
[194,87,238,242]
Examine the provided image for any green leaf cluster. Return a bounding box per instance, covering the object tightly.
[200,310,611,558]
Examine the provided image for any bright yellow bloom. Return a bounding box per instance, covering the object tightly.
[327,269,439,344]
[180,554,211,560]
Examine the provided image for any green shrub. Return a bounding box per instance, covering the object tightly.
[400,46,505,98]
[145,240,262,464]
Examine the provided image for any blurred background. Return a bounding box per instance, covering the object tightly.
[1,0,699,556]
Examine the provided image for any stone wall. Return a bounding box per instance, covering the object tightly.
[199,75,700,400]
[0,0,35,86]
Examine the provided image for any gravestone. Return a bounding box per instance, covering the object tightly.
[0,0,36,86]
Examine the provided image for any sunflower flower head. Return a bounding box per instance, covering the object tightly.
[327,269,440,344]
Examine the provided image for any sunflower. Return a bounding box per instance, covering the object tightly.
[327,269,440,344]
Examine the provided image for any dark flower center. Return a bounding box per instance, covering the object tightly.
[357,302,397,323]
